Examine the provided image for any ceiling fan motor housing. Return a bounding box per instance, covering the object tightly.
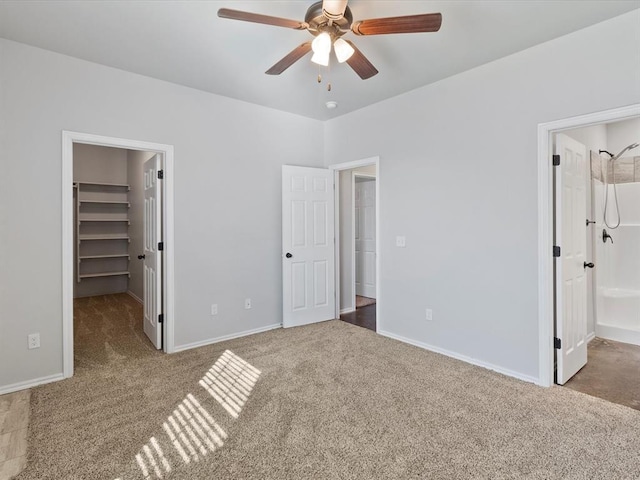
[306,1,353,38]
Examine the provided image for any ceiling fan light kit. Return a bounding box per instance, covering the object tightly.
[311,50,330,67]
[218,0,442,79]
[333,38,355,63]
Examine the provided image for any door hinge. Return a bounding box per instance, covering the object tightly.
[158,242,164,251]
[158,314,164,324]
[158,170,164,179]
[552,154,560,166]
[553,246,561,257]
[554,337,561,349]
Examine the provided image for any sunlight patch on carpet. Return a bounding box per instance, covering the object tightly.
[199,350,261,419]
[122,350,260,479]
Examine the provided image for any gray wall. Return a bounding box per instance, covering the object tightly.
[74,144,128,184]
[0,38,324,391]
[323,11,640,381]
[127,150,154,302]
[608,117,640,156]
[1,10,638,391]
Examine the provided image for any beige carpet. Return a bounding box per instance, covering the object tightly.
[19,295,640,479]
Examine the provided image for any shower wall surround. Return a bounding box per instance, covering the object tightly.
[594,153,640,346]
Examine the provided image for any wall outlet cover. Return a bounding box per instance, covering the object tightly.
[396,236,406,247]
[28,333,40,349]
[426,308,433,321]
[245,298,252,309]
[211,304,218,315]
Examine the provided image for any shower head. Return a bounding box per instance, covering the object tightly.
[610,142,640,162]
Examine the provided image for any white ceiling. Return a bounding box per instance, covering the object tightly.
[0,1,638,120]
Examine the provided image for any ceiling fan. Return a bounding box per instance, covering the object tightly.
[218,0,442,80]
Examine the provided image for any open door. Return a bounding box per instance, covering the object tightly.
[554,133,588,384]
[282,165,335,328]
[143,154,163,349]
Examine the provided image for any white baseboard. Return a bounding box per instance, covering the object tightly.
[378,330,539,385]
[0,373,65,396]
[173,323,282,353]
[340,307,355,314]
[127,290,143,304]
[596,324,640,346]
[586,331,596,343]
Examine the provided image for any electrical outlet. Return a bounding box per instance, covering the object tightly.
[28,333,40,349]
[245,298,252,309]
[425,309,433,321]
[211,304,218,315]
[396,236,406,247]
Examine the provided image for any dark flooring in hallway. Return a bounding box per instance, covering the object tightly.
[564,337,640,411]
[340,303,376,332]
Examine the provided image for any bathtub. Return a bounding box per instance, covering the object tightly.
[596,287,640,346]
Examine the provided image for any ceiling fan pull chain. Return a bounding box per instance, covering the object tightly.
[317,73,322,83]
[327,83,332,92]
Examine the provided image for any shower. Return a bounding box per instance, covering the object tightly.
[602,142,640,229]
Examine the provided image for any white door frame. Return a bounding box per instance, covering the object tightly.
[62,131,176,378]
[537,104,640,387]
[329,156,380,331]
[353,172,377,304]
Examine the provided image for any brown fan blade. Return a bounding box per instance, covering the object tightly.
[218,8,307,30]
[352,13,442,36]
[266,42,313,75]
[344,41,378,80]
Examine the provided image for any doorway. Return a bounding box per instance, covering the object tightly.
[62,131,175,378]
[280,157,380,331]
[333,158,379,332]
[537,104,640,388]
[338,168,377,331]
[553,118,640,410]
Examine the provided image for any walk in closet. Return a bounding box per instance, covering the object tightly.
[73,144,151,299]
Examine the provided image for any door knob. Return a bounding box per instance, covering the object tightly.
[137,254,145,260]
[285,253,293,258]
[584,262,594,269]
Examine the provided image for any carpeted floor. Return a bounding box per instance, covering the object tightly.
[18,294,640,479]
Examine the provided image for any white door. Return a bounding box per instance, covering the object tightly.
[282,165,335,328]
[555,133,588,384]
[355,176,376,298]
[143,154,163,349]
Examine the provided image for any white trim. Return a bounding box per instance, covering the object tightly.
[173,323,282,353]
[340,307,356,315]
[537,104,640,387]
[379,330,538,385]
[0,373,65,396]
[586,332,596,343]
[127,290,143,304]
[350,171,356,310]
[328,156,379,171]
[329,157,380,332]
[62,131,176,378]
